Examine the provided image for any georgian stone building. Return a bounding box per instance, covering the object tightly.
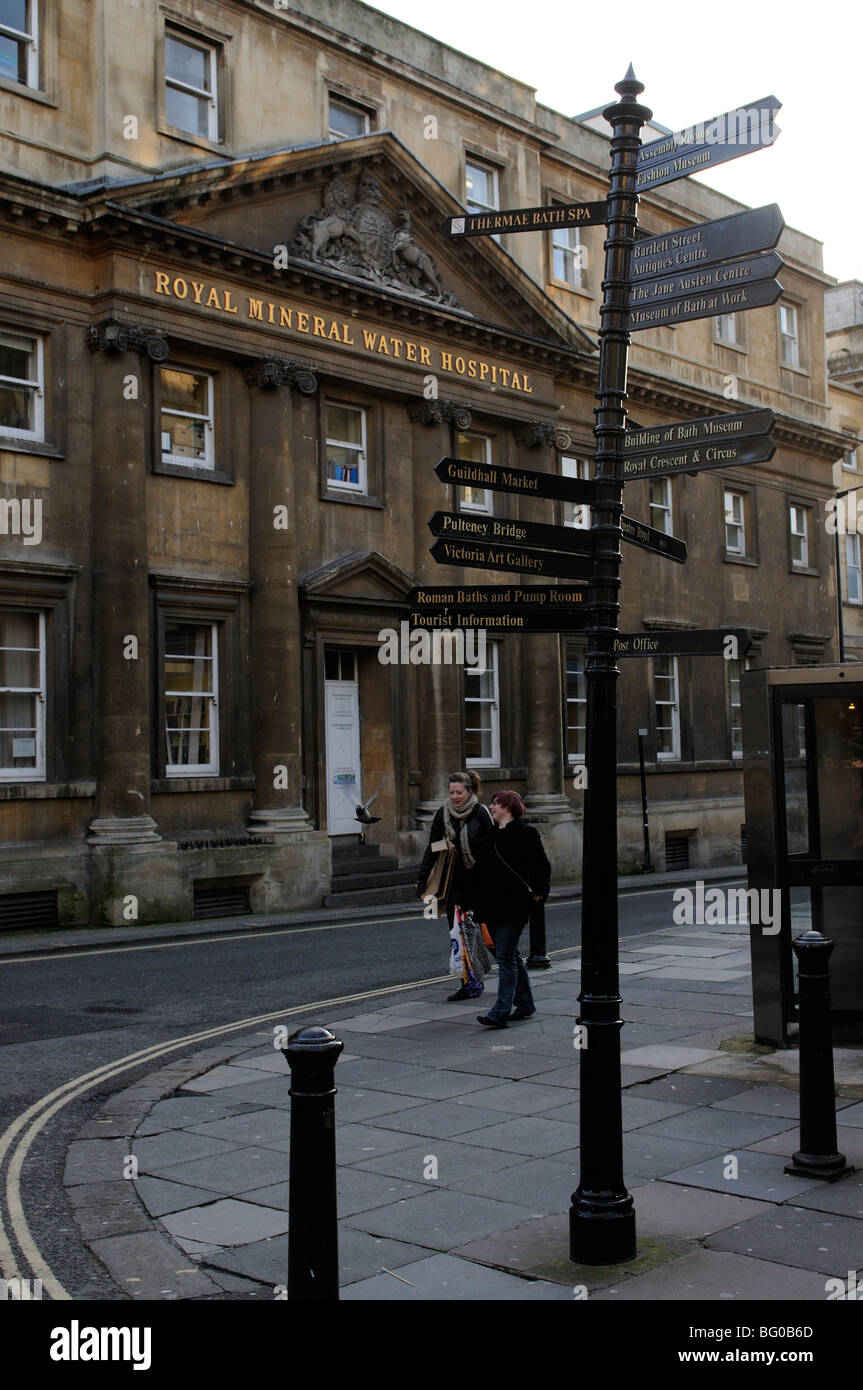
[0,0,850,925]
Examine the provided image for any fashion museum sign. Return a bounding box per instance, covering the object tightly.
[148,268,538,395]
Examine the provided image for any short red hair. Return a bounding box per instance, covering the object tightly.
[492,790,525,818]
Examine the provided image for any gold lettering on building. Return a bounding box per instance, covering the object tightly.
[149,269,532,393]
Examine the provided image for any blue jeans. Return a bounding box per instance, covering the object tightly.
[486,920,535,1021]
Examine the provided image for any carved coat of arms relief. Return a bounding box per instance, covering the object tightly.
[289,169,462,308]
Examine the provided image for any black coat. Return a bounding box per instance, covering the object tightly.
[478,819,552,926]
[417,802,494,910]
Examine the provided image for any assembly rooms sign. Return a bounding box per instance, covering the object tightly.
[149,268,538,396]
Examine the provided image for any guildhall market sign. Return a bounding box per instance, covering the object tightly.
[149,269,537,395]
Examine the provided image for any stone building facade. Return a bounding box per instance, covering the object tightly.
[827,281,863,663]
[0,0,850,925]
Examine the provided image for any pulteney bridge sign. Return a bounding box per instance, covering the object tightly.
[435,72,783,1269]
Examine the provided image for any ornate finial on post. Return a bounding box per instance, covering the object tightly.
[615,64,645,98]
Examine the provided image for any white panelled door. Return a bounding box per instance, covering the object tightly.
[325,657,361,836]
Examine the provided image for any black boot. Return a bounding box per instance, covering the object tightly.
[447,986,470,1001]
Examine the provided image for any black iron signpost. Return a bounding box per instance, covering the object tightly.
[434,69,782,1266]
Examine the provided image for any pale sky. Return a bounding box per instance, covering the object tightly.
[369,0,860,283]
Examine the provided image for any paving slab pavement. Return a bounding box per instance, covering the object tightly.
[61,917,863,1302]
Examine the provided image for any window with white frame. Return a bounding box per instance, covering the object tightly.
[790,503,809,569]
[328,95,370,141]
[160,367,214,469]
[164,621,219,775]
[715,313,737,344]
[842,442,859,472]
[165,30,219,141]
[465,160,499,218]
[0,331,44,439]
[724,490,745,555]
[780,304,799,367]
[847,533,862,604]
[456,432,492,514]
[649,477,673,535]
[325,401,367,492]
[0,0,38,87]
[465,641,500,766]
[653,655,680,760]
[0,608,45,780]
[552,223,586,289]
[561,456,590,529]
[728,655,750,759]
[565,648,586,761]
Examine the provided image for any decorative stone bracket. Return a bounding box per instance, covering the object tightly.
[514,421,573,450]
[87,318,169,360]
[243,358,319,395]
[407,399,472,430]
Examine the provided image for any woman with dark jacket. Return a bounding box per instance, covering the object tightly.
[476,789,551,1028]
[416,769,494,1001]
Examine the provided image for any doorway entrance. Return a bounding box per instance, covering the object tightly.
[325,649,361,836]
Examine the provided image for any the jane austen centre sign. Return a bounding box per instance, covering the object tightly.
[435,71,784,1269]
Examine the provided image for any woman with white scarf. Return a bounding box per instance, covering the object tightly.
[416,769,494,1001]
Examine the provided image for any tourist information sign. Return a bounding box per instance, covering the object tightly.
[408,608,590,633]
[635,96,781,191]
[442,201,608,239]
[613,629,753,658]
[619,434,775,481]
[629,251,782,311]
[435,456,598,505]
[623,408,776,458]
[630,204,785,282]
[628,275,782,331]
[429,538,593,581]
[428,510,594,557]
[620,514,686,563]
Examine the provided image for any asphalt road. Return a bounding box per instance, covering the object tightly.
[0,879,744,1299]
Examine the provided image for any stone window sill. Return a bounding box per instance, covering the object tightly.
[152,776,255,794]
[0,780,95,800]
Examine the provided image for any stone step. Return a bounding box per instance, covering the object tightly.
[323,881,420,909]
[331,854,400,878]
[330,867,417,893]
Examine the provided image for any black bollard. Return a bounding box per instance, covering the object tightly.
[526,898,551,969]
[784,932,854,1182]
[281,1024,344,1298]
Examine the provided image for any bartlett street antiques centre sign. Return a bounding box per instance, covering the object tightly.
[149,269,537,394]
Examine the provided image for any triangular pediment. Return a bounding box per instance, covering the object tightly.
[100,134,595,352]
[300,550,414,604]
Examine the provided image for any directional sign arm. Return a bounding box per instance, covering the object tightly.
[434,456,598,505]
[442,201,608,238]
[428,510,595,557]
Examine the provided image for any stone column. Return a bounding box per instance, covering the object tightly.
[408,400,471,824]
[513,422,578,868]
[87,319,165,844]
[245,359,318,836]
